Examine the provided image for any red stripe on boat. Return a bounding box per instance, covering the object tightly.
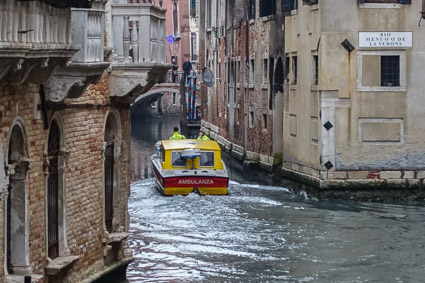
[164,177,229,187]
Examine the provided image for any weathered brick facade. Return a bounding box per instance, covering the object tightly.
[0,72,132,282]
[199,0,285,170]
[0,0,169,282]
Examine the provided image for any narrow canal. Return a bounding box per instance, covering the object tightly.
[128,117,425,282]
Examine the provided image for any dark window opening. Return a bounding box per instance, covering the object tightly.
[199,152,215,167]
[282,0,298,12]
[48,121,60,259]
[172,151,187,167]
[292,56,298,85]
[248,0,256,20]
[260,0,276,17]
[173,1,178,36]
[381,55,400,87]
[104,142,114,233]
[190,0,196,17]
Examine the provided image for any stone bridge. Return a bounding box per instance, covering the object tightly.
[132,71,201,108]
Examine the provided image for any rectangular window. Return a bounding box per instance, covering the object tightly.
[263,58,268,84]
[249,111,254,127]
[199,152,215,167]
[191,33,198,61]
[190,0,196,18]
[291,56,297,85]
[282,0,298,12]
[206,0,212,29]
[173,93,176,105]
[172,151,187,167]
[237,61,240,83]
[357,51,405,91]
[250,59,255,85]
[260,0,276,17]
[381,55,400,87]
[248,0,256,20]
[312,55,318,86]
[262,114,267,130]
[173,1,179,36]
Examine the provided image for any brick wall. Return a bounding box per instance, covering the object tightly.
[0,69,131,281]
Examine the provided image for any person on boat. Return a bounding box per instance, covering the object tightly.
[197,131,210,141]
[169,127,186,140]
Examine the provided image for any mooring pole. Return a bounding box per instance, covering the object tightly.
[192,74,197,121]
[187,74,192,123]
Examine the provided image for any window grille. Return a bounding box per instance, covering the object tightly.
[381,55,400,87]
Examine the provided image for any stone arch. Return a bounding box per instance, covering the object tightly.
[5,118,31,275]
[103,109,122,234]
[46,114,68,259]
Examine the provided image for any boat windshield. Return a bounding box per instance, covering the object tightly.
[199,151,215,167]
[171,151,187,167]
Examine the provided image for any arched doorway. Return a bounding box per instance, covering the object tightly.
[6,121,31,275]
[104,111,121,233]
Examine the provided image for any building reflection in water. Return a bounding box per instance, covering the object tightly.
[130,117,180,182]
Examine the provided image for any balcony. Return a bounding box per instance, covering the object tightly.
[0,0,109,102]
[46,8,110,102]
[110,3,171,103]
[0,0,79,85]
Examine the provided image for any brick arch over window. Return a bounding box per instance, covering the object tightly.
[6,119,31,276]
[103,110,122,234]
[46,116,68,260]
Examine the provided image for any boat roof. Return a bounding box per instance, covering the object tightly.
[160,139,222,151]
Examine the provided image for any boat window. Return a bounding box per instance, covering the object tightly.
[172,151,187,167]
[161,148,165,162]
[199,151,215,167]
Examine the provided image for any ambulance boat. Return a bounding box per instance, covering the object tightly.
[151,139,229,195]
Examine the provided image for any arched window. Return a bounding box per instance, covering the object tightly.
[6,121,31,275]
[104,111,122,234]
[46,118,67,260]
[47,121,60,259]
[173,0,179,36]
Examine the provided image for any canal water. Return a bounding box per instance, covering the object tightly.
[128,117,425,282]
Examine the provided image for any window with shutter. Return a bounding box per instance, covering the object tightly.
[282,0,298,13]
[248,0,256,20]
[260,0,276,17]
